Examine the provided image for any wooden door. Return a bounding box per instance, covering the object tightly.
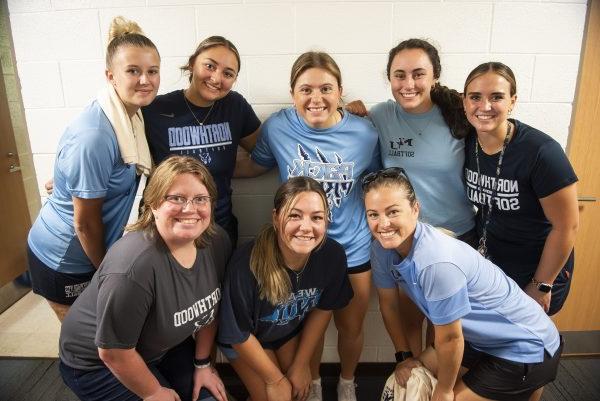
[0,64,31,286]
[553,0,600,331]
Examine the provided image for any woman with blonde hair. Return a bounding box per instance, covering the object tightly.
[144,35,261,246]
[27,16,160,321]
[218,176,353,401]
[60,155,231,401]
[236,51,379,401]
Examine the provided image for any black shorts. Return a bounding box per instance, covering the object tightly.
[461,338,563,401]
[27,246,94,305]
[348,261,371,274]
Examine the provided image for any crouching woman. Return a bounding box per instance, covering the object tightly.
[59,156,231,401]
[217,177,353,401]
[363,168,562,401]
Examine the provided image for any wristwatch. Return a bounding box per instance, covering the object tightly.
[395,350,413,363]
[531,277,553,293]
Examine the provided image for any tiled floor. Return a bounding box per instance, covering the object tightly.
[0,291,60,357]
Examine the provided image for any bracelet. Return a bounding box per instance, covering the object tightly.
[265,375,285,386]
[193,357,211,369]
[395,350,413,363]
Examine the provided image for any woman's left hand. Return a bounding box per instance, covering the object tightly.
[524,283,552,313]
[192,366,227,401]
[285,362,311,401]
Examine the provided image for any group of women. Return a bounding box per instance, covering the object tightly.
[25,14,578,401]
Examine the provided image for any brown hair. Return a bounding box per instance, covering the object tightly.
[386,38,469,139]
[106,16,159,69]
[250,177,329,305]
[180,36,241,82]
[127,155,217,247]
[290,51,342,90]
[464,62,517,97]
[362,168,417,208]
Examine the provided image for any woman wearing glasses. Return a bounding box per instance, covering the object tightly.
[462,62,578,316]
[364,167,562,401]
[59,156,231,401]
[218,177,353,401]
[235,52,379,401]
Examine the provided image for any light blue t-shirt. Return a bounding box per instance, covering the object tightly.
[28,101,138,274]
[252,108,379,267]
[371,222,560,363]
[370,101,474,235]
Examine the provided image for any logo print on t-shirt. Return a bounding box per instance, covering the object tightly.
[167,123,233,157]
[287,144,354,221]
[259,288,322,325]
[465,168,520,211]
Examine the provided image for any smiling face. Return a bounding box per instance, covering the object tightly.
[274,191,327,268]
[389,48,437,114]
[463,71,517,136]
[187,45,239,107]
[291,67,342,129]
[106,45,160,117]
[152,173,211,249]
[364,184,419,257]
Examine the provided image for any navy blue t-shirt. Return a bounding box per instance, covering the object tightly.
[464,119,577,284]
[143,90,260,230]
[218,238,353,349]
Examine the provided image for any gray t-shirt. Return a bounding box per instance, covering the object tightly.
[59,227,231,370]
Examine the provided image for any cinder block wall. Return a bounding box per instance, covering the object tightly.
[7,0,587,363]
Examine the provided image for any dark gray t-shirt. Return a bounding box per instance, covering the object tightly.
[59,227,231,370]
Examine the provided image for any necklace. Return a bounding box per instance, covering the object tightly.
[289,254,311,286]
[183,90,215,126]
[474,121,513,258]
[403,111,434,136]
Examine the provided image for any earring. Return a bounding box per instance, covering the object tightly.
[508,109,512,115]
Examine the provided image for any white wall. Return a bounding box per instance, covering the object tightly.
[8,0,587,363]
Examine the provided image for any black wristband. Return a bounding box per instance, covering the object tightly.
[395,350,413,363]
[194,357,211,367]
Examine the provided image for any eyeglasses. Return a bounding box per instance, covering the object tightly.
[361,167,411,191]
[164,195,211,208]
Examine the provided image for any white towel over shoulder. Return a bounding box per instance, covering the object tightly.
[97,83,152,176]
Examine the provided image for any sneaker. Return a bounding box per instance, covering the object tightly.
[337,379,357,401]
[307,381,323,401]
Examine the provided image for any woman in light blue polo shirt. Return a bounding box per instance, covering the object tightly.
[363,168,561,401]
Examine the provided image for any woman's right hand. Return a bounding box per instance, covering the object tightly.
[345,100,368,117]
[394,357,423,387]
[144,386,181,401]
[265,376,293,401]
[44,178,54,195]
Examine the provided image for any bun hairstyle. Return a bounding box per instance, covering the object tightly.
[386,38,470,139]
[105,16,159,68]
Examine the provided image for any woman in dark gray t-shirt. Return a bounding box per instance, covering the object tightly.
[59,156,231,401]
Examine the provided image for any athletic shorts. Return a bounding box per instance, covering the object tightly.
[348,260,370,274]
[461,338,563,401]
[27,246,94,305]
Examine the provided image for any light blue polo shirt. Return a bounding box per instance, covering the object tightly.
[28,101,138,274]
[371,222,560,363]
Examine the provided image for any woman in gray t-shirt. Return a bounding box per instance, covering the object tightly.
[59,155,231,401]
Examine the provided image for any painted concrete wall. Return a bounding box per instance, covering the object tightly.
[7,0,587,362]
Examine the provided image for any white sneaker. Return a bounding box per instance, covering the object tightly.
[337,379,357,401]
[307,380,323,401]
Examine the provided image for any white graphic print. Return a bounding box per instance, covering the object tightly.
[173,287,221,330]
[167,123,232,163]
[465,168,520,211]
[287,144,354,220]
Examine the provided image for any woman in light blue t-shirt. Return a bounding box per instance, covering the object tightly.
[236,51,379,401]
[349,38,476,360]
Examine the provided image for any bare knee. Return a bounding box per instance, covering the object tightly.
[47,300,70,322]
